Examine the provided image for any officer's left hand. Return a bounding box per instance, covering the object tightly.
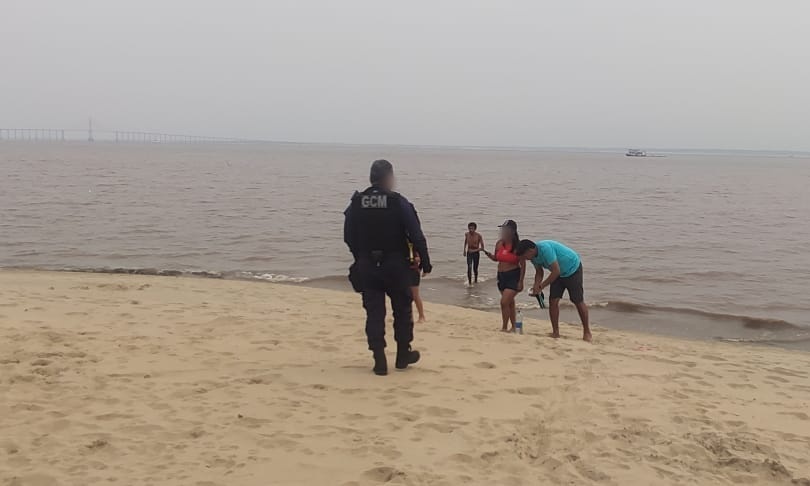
[422,263,432,275]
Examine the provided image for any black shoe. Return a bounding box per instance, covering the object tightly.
[373,349,388,376]
[395,345,420,370]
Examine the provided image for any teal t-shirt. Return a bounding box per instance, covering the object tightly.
[531,240,581,278]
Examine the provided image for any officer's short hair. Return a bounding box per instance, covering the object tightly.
[370,159,394,185]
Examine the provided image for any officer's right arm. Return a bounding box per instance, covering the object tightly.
[400,199,431,273]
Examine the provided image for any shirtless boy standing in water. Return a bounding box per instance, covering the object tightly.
[463,222,484,285]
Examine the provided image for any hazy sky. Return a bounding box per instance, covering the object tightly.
[2,0,809,150]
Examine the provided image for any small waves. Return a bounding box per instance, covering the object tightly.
[238,272,309,283]
[1,265,320,284]
[301,273,806,333]
[716,335,810,345]
[304,274,494,286]
[591,300,800,331]
[53,266,226,279]
[633,270,752,285]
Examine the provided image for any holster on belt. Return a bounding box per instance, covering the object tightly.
[348,251,384,293]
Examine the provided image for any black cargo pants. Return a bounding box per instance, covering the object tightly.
[357,255,414,351]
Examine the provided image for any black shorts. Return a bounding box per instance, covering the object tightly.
[497,268,521,292]
[408,268,421,287]
[549,264,584,304]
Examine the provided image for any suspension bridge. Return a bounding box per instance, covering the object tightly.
[0,119,253,144]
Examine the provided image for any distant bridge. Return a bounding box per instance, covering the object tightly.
[0,126,252,144]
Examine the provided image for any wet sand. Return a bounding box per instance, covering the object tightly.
[2,270,810,485]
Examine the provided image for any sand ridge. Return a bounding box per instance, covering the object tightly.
[1,270,810,485]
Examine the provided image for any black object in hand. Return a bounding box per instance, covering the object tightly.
[534,292,546,309]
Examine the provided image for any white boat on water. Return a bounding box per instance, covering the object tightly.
[626,149,647,157]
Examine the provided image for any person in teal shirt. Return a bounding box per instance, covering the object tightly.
[516,239,591,342]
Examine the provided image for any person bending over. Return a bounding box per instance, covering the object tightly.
[516,239,591,342]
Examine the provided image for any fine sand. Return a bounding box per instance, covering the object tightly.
[1,271,810,486]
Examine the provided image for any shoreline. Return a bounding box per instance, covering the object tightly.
[2,270,810,485]
[3,266,807,352]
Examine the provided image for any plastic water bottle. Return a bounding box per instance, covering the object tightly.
[515,310,524,334]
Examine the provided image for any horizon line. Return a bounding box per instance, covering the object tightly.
[3,135,810,156]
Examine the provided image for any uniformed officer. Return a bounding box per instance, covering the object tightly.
[344,159,432,376]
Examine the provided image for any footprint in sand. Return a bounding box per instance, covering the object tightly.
[235,415,271,428]
[440,364,465,370]
[728,383,757,390]
[10,374,36,384]
[779,411,809,421]
[768,367,808,378]
[449,453,476,464]
[6,474,59,486]
[84,438,110,450]
[391,412,419,422]
[416,422,456,433]
[474,362,496,369]
[362,466,406,482]
[343,413,375,421]
[424,406,458,418]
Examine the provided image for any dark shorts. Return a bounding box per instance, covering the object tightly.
[497,267,521,292]
[408,268,421,287]
[550,264,584,304]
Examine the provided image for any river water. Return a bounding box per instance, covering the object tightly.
[2,142,809,348]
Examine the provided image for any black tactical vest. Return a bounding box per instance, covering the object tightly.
[350,187,408,256]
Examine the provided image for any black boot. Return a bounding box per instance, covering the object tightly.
[395,344,420,370]
[372,349,388,376]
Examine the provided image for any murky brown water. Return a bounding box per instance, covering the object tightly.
[2,142,809,347]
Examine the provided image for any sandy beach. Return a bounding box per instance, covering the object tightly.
[1,270,809,486]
